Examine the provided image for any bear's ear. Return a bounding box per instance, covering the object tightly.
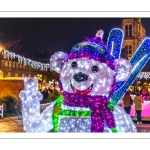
[50,51,68,73]
[114,58,132,82]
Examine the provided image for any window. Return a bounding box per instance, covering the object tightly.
[26,66,29,70]
[22,74,25,77]
[125,44,132,55]
[129,24,132,37]
[13,62,16,68]
[7,72,11,77]
[16,63,19,69]
[128,45,132,54]
[125,24,132,37]
[1,60,5,67]
[15,73,18,77]
[9,62,12,68]
[125,25,128,37]
[23,64,26,69]
[5,61,8,67]
[19,64,22,69]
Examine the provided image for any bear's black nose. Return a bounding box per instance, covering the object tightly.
[73,72,88,82]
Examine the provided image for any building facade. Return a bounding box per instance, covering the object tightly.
[0,55,59,88]
[121,18,146,60]
[0,51,60,100]
[121,18,150,94]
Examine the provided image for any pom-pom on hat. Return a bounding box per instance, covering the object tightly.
[68,30,116,70]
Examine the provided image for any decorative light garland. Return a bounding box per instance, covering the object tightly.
[52,95,91,132]
[3,50,50,70]
[136,72,150,80]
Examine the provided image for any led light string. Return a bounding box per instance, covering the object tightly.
[112,38,150,104]
[107,28,124,59]
[52,95,91,132]
[52,94,117,132]
[112,54,150,104]
[3,50,50,70]
[20,28,138,133]
[137,72,150,80]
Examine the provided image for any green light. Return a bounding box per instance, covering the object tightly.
[52,95,91,132]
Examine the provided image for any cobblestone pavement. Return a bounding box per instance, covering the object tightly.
[0,116,24,133]
[136,124,150,132]
[0,116,150,133]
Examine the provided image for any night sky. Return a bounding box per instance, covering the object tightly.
[0,18,150,59]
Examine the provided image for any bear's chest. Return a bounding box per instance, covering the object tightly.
[52,104,91,132]
[59,116,91,132]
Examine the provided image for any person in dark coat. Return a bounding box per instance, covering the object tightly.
[41,88,48,103]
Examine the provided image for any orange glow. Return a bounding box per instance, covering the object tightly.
[0,46,4,53]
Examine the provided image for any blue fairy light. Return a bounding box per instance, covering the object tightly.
[111,38,150,104]
[107,28,124,59]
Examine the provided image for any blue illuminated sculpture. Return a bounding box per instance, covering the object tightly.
[108,28,150,104]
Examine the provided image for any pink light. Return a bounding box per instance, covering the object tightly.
[121,101,150,117]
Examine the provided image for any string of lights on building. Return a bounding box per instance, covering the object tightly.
[136,72,150,80]
[3,50,50,71]
[3,48,150,80]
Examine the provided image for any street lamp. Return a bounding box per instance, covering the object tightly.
[0,46,4,53]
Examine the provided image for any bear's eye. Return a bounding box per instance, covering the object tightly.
[71,61,77,69]
[91,66,98,73]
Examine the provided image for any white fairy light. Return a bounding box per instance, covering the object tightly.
[59,58,116,96]
[3,49,50,70]
[19,28,137,133]
[115,58,132,81]
[50,51,68,73]
[19,77,56,132]
[56,105,136,132]
[137,72,150,80]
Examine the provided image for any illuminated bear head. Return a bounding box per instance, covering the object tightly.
[50,29,132,98]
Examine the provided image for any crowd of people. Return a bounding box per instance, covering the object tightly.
[122,90,144,125]
[40,87,60,104]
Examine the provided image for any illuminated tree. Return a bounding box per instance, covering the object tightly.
[0,31,23,52]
